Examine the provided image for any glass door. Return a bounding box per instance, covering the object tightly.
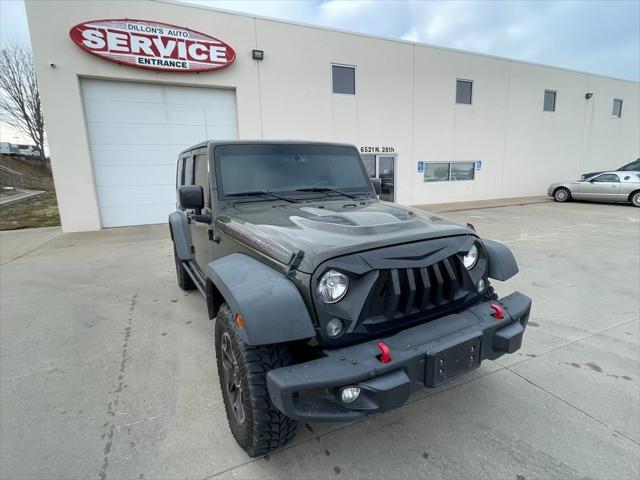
[361,154,396,202]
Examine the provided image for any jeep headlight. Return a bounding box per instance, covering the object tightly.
[462,243,479,270]
[318,270,349,303]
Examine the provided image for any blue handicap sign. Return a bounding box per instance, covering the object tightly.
[475,160,482,171]
[417,161,424,173]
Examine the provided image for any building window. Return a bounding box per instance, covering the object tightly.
[332,65,355,95]
[456,79,473,104]
[543,90,557,112]
[450,162,475,181]
[612,98,623,118]
[424,162,475,182]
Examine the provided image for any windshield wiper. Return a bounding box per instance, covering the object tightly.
[294,187,360,200]
[226,190,298,203]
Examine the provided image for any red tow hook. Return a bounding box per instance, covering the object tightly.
[376,341,391,364]
[490,303,504,320]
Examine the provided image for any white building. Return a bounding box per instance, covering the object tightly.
[25,0,639,232]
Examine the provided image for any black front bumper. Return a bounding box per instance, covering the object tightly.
[266,292,531,421]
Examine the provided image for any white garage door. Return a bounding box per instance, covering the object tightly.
[81,79,238,227]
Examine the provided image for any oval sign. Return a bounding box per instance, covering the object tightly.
[69,19,236,72]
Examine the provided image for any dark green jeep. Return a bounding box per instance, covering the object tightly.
[169,141,531,456]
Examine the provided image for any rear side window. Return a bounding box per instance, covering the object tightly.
[193,154,210,205]
[184,156,194,185]
[177,158,184,186]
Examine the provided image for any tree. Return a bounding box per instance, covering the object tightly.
[0,44,47,169]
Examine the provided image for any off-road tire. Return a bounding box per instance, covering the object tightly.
[173,247,196,290]
[630,191,640,208]
[553,187,571,203]
[215,303,297,457]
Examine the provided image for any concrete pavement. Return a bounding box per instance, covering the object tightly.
[0,202,638,479]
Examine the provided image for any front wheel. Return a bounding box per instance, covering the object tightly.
[215,303,297,456]
[631,191,640,208]
[553,187,571,203]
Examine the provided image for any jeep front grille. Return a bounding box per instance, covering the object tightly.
[363,257,468,322]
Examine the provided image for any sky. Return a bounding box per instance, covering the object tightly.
[1,0,639,142]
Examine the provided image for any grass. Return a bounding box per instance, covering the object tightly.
[0,191,60,230]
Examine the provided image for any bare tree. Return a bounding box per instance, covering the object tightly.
[0,44,47,169]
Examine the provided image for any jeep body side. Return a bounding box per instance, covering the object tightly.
[169,141,531,456]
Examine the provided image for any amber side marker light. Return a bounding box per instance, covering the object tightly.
[235,313,245,329]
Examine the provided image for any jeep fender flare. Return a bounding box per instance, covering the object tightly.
[207,253,316,346]
[483,239,519,281]
[169,211,192,260]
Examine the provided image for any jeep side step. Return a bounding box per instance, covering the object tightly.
[182,260,206,298]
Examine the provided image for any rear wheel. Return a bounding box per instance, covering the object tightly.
[631,191,640,208]
[215,303,297,457]
[553,187,571,203]
[173,246,195,290]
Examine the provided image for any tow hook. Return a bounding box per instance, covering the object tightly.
[376,341,391,363]
[490,303,504,320]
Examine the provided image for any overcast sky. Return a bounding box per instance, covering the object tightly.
[0,0,638,142]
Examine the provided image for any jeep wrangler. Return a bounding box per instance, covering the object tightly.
[169,141,531,456]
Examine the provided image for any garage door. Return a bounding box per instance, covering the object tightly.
[81,79,238,227]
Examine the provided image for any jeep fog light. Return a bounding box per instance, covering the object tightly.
[318,270,349,303]
[340,386,361,404]
[463,244,479,270]
[326,318,343,337]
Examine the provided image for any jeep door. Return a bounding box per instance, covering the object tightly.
[578,173,622,202]
[190,153,214,271]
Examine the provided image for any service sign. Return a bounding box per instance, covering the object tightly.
[69,19,236,72]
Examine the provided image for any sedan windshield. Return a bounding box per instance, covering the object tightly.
[215,144,372,198]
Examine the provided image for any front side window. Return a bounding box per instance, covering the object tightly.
[332,65,355,95]
[177,158,184,186]
[592,173,620,183]
[193,154,210,205]
[215,144,371,198]
[184,156,194,185]
[544,90,557,112]
[456,80,473,104]
[612,99,623,118]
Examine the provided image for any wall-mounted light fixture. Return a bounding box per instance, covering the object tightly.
[252,50,264,61]
[585,92,594,99]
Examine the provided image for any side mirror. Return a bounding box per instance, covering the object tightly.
[371,178,382,195]
[179,185,204,211]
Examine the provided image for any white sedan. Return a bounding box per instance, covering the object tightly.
[548,171,640,207]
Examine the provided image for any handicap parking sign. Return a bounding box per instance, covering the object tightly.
[417,161,424,173]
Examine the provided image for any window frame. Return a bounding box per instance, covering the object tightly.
[455,79,473,105]
[331,63,357,96]
[612,98,623,118]
[543,90,557,112]
[423,161,476,183]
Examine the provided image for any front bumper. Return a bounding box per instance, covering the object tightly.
[267,292,531,421]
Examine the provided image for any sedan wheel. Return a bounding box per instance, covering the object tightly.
[632,191,640,208]
[554,188,570,202]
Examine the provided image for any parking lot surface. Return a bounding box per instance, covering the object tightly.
[1,202,639,479]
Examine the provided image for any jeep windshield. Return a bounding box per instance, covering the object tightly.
[214,144,373,199]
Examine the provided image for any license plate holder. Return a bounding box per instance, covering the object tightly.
[425,332,482,387]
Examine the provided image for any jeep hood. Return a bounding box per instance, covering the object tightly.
[215,200,475,274]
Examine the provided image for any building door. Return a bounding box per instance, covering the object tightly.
[361,154,396,202]
[81,79,237,228]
